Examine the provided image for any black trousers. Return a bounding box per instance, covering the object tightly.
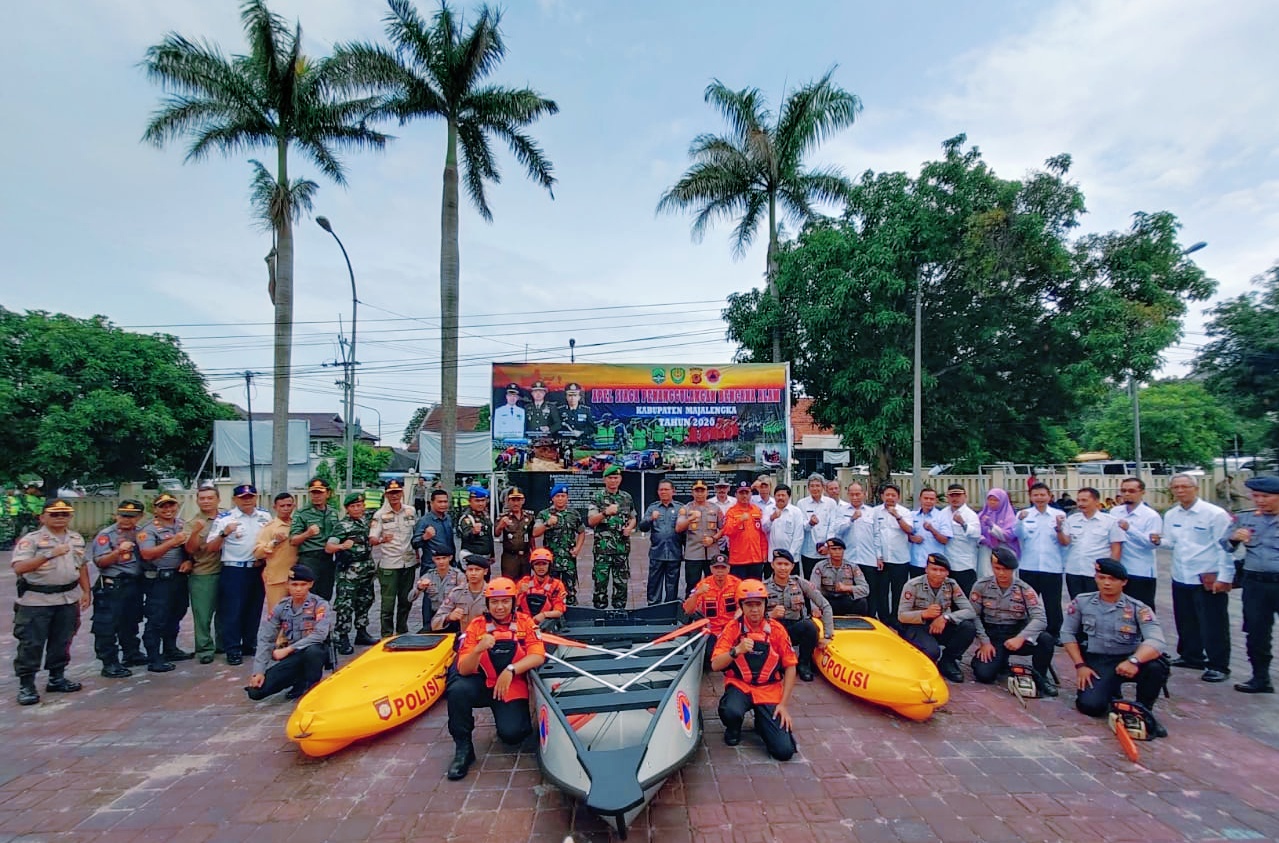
[14,603,80,678]
[1020,571,1064,639]
[445,672,534,745]
[717,685,796,761]
[1065,573,1096,600]
[884,564,911,628]
[91,577,144,664]
[1123,575,1157,609]
[217,566,264,658]
[249,646,326,699]
[731,563,764,581]
[646,558,681,606]
[1243,576,1279,679]
[142,572,189,660]
[902,619,977,665]
[826,593,869,616]
[1076,653,1169,716]
[859,564,888,624]
[1171,581,1231,672]
[950,569,977,596]
[970,626,1055,684]
[299,551,336,602]
[683,558,711,597]
[800,555,823,580]
[780,618,818,668]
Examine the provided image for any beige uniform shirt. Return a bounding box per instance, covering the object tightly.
[12,526,86,607]
[370,503,418,569]
[255,517,298,585]
[186,514,223,576]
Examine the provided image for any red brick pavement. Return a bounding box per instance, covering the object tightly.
[2,543,1278,842]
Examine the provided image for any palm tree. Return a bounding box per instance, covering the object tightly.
[658,70,862,362]
[141,0,387,492]
[332,0,557,491]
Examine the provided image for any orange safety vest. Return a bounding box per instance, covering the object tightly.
[726,620,784,687]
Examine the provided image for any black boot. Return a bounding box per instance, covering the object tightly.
[46,672,83,693]
[1235,675,1275,694]
[17,677,39,706]
[939,658,964,683]
[163,642,194,661]
[354,628,378,646]
[101,663,133,679]
[446,740,476,780]
[336,635,354,656]
[797,661,815,682]
[1036,670,1059,698]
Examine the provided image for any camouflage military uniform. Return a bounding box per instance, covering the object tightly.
[537,506,584,605]
[331,513,374,638]
[589,490,635,609]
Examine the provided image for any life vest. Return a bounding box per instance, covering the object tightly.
[521,577,555,616]
[478,615,527,688]
[726,620,783,687]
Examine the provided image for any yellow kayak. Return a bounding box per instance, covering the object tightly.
[287,633,455,757]
[813,617,949,721]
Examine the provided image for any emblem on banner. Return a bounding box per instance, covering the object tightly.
[670,367,686,384]
[651,368,666,384]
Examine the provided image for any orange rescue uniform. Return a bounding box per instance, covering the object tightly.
[457,613,546,701]
[515,573,568,618]
[688,574,743,636]
[723,502,767,567]
[713,616,798,705]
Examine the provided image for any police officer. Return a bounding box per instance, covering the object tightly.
[711,579,798,760]
[588,465,636,609]
[495,487,535,581]
[676,480,723,596]
[445,576,547,780]
[457,486,495,565]
[327,492,375,655]
[809,537,870,616]
[11,500,90,704]
[244,564,334,701]
[1061,558,1169,728]
[516,547,568,626]
[290,478,339,601]
[137,492,194,672]
[1231,475,1279,693]
[898,553,978,682]
[432,556,491,633]
[523,380,560,437]
[764,549,833,682]
[372,480,423,636]
[89,500,149,677]
[532,484,585,605]
[969,547,1057,695]
[415,551,465,628]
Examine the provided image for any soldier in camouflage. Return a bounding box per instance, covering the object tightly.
[533,484,585,605]
[588,466,636,609]
[326,493,375,655]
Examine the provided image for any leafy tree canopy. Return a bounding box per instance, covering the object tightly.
[0,309,238,491]
[1083,380,1237,468]
[723,137,1214,487]
[315,443,393,489]
[403,406,431,445]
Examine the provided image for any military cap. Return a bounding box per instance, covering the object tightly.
[714,478,732,487]
[153,492,179,506]
[825,536,846,549]
[117,500,145,516]
[233,484,257,498]
[1095,558,1128,580]
[771,548,795,563]
[565,382,582,393]
[505,382,521,395]
[463,554,492,569]
[384,479,405,492]
[343,492,365,507]
[288,564,316,582]
[925,552,951,570]
[691,480,708,490]
[505,487,525,499]
[43,499,74,514]
[603,465,621,477]
[709,553,730,568]
[468,485,489,499]
[530,380,548,391]
[1245,476,1279,494]
[307,477,330,491]
[991,546,1020,570]
[550,483,569,498]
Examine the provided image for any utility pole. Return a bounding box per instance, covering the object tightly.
[912,267,924,505]
[244,371,256,489]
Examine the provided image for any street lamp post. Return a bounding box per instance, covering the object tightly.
[316,216,358,493]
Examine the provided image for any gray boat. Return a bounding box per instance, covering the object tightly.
[530,604,707,839]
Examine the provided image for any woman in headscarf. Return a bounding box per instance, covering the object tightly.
[977,488,1020,579]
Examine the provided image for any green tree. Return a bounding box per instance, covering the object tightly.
[1083,380,1236,467]
[723,137,1214,490]
[1195,263,1279,449]
[333,0,557,492]
[658,70,861,363]
[141,0,387,494]
[316,443,392,488]
[0,309,238,492]
[403,405,431,445]
[474,404,490,432]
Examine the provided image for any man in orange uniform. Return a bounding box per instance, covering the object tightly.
[719,482,767,579]
[682,554,743,656]
[517,548,567,626]
[444,577,547,781]
[711,579,798,760]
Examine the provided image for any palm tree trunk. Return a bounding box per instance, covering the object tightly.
[270,139,293,493]
[767,192,781,364]
[439,119,461,492]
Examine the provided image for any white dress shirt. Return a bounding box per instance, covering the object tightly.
[762,502,805,561]
[1015,506,1066,574]
[1161,498,1234,585]
[1063,510,1126,577]
[874,504,913,566]
[945,505,982,572]
[1110,502,1162,580]
[797,494,838,558]
[833,505,879,569]
[910,506,952,568]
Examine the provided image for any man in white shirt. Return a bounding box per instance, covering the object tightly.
[943,484,983,593]
[1015,482,1069,641]
[874,483,915,628]
[206,485,273,666]
[832,482,884,622]
[910,487,952,571]
[762,484,804,572]
[1156,474,1234,683]
[1111,477,1163,607]
[1060,487,1126,599]
[750,475,774,510]
[713,479,734,518]
[797,474,838,578]
[826,479,848,514]
[491,383,526,440]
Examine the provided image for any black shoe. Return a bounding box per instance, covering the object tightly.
[123,654,149,667]
[446,742,476,780]
[245,685,268,701]
[46,675,82,693]
[1170,657,1206,670]
[797,664,815,682]
[354,629,378,646]
[1147,713,1168,739]
[101,664,133,679]
[939,659,964,683]
[198,655,215,665]
[723,728,742,747]
[1235,677,1275,694]
[226,654,243,666]
[285,687,306,701]
[17,682,39,706]
[336,635,354,656]
[148,661,175,673]
[163,648,194,662]
[1038,672,1059,698]
[1202,669,1230,683]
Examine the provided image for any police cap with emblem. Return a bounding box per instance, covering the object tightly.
[505,382,521,395]
[384,479,404,492]
[43,499,74,514]
[117,500,145,516]
[153,492,179,506]
[288,564,316,582]
[1095,558,1128,580]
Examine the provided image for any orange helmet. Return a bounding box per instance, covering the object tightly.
[737,579,768,602]
[530,548,554,564]
[484,577,518,599]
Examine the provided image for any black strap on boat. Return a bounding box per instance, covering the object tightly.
[383,634,449,651]
[540,652,687,678]
[554,686,670,715]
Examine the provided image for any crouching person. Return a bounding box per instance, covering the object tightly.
[712,579,798,761]
[445,577,547,781]
[245,565,333,702]
[970,547,1058,696]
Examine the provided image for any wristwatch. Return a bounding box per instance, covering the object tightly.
[505,664,518,675]
[1127,656,1141,666]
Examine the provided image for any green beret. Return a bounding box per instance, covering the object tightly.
[344,492,365,507]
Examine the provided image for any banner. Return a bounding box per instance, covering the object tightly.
[491,363,790,473]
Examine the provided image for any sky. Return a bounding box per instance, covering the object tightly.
[2,0,1275,447]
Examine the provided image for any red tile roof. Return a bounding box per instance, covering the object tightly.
[791,397,831,445]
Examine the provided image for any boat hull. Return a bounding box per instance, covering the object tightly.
[286,632,454,757]
[814,616,949,721]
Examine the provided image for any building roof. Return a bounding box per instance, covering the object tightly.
[791,397,834,446]
[242,411,376,444]
[407,405,485,452]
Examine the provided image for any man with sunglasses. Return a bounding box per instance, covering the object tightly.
[88,500,150,677]
[137,492,195,672]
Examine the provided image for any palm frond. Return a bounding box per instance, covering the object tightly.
[248,158,317,229]
[703,80,769,145]
[729,190,767,257]
[775,68,862,167]
[453,6,506,92]
[458,119,497,221]
[239,0,288,84]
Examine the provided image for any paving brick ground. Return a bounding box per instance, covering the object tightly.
[2,543,1278,842]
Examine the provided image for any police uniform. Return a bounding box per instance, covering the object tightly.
[330,497,375,650]
[809,552,870,616]
[137,503,192,669]
[535,502,584,605]
[558,385,595,443]
[11,503,88,703]
[1232,476,1279,693]
[89,504,148,672]
[713,616,799,761]
[290,485,339,601]
[246,574,334,701]
[678,495,724,597]
[589,480,636,609]
[898,568,978,677]
[416,563,465,626]
[968,575,1055,688]
[432,583,489,633]
[496,494,535,581]
[764,572,834,679]
[1061,588,1169,717]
